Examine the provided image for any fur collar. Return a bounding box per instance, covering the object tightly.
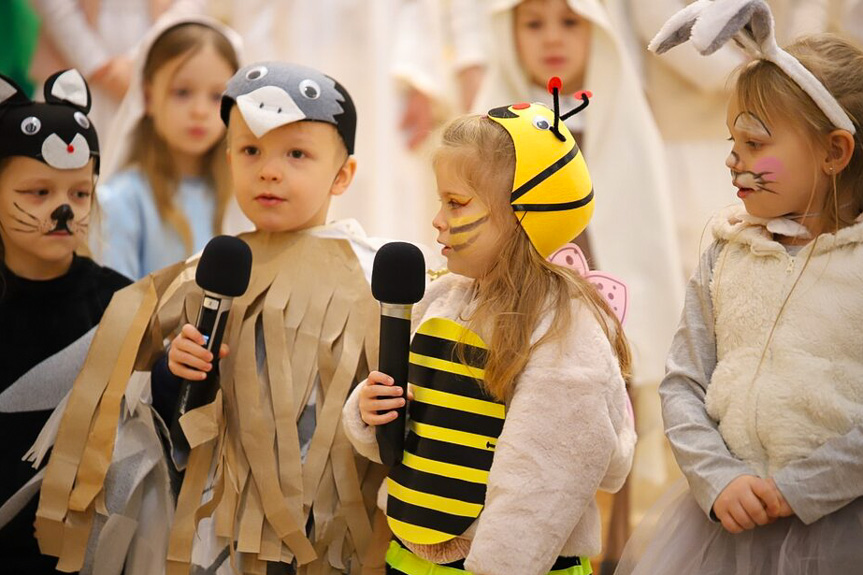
[712,204,863,256]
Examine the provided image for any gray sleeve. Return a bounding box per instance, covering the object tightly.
[659,242,757,518]
[773,425,863,524]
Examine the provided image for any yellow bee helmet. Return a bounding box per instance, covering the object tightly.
[487,77,594,258]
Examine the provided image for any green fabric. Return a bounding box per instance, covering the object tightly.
[385,541,593,575]
[0,0,40,97]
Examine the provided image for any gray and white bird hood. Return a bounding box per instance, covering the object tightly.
[221,62,357,154]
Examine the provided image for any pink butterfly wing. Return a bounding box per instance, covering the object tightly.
[584,272,628,325]
[547,244,589,275]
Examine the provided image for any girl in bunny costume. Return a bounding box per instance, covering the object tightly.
[616,1,863,573]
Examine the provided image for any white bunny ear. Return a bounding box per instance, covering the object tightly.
[691,0,776,56]
[648,0,714,54]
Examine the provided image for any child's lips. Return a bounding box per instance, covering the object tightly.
[544,56,567,67]
[255,193,285,207]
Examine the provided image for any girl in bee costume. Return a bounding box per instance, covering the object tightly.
[343,86,636,575]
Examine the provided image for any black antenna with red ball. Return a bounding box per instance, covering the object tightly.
[546,76,593,142]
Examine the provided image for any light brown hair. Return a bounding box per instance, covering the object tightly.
[435,115,631,402]
[127,23,239,254]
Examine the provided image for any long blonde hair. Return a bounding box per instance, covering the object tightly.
[436,115,631,402]
[127,23,238,255]
[734,34,863,230]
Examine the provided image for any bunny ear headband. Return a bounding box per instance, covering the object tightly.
[649,0,856,134]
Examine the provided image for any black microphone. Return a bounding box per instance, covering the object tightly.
[371,242,426,467]
[170,235,252,467]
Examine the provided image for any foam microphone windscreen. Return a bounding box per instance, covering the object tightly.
[372,242,426,304]
[195,235,253,296]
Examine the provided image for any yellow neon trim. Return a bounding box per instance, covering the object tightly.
[387,478,482,518]
[410,352,485,379]
[402,452,489,484]
[385,541,593,575]
[410,421,497,451]
[387,518,455,546]
[411,385,504,419]
[416,318,488,349]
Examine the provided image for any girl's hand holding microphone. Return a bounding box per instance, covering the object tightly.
[359,370,414,426]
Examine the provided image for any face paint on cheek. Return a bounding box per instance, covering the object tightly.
[9,202,41,233]
[753,157,783,182]
[449,212,489,252]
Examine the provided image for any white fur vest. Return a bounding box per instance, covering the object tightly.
[705,207,863,476]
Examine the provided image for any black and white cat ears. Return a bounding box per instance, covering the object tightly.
[649,0,856,134]
[0,69,93,113]
[0,70,100,172]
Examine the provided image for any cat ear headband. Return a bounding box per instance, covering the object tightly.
[649,0,856,134]
[0,69,100,172]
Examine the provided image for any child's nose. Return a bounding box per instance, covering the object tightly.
[259,159,283,182]
[726,150,741,170]
[432,210,447,231]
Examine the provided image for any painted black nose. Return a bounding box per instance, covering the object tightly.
[51,204,74,223]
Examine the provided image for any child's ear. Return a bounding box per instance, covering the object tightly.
[330,156,357,197]
[822,129,856,175]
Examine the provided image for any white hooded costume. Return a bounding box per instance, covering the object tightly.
[473,0,685,392]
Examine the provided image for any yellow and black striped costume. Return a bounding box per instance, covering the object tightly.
[386,318,501,545]
[384,318,591,575]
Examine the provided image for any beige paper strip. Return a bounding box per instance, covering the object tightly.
[36,279,154,527]
[234,315,316,563]
[167,438,215,563]
[332,428,372,558]
[55,507,94,572]
[179,392,223,449]
[302,307,368,512]
[237,477,264,554]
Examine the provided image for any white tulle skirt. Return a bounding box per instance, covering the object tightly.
[616,479,863,575]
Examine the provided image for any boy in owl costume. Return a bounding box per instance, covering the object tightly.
[30,63,390,575]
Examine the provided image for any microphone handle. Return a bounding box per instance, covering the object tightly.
[376,304,412,467]
[169,292,232,467]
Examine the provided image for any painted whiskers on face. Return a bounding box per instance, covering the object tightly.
[449,212,490,251]
[729,156,779,193]
[9,201,89,236]
[728,112,782,194]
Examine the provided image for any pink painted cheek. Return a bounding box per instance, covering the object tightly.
[753,156,785,178]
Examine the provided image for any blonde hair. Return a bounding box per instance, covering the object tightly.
[435,115,631,402]
[127,23,238,255]
[734,34,863,229]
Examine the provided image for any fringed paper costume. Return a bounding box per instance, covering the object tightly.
[32,232,388,575]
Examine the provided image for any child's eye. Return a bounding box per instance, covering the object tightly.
[562,17,580,27]
[29,189,50,197]
[289,150,306,159]
[746,141,763,150]
[210,92,222,103]
[447,199,466,209]
[73,190,92,200]
[241,146,259,156]
[172,88,191,99]
[525,20,543,30]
